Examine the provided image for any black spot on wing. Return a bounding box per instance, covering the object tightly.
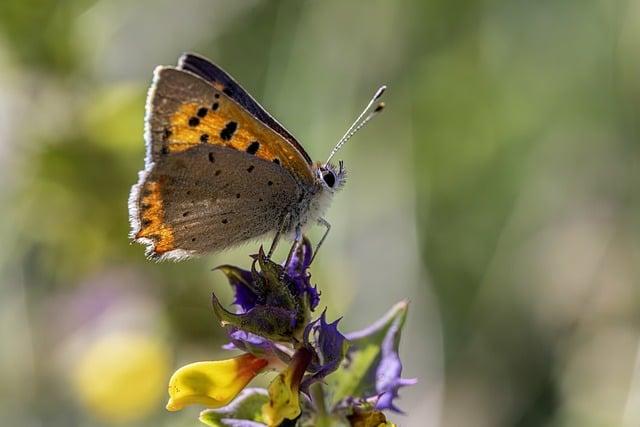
[246,141,260,155]
[188,117,200,127]
[178,53,313,164]
[200,133,209,143]
[197,107,208,118]
[220,121,237,141]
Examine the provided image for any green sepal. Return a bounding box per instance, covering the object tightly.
[253,248,297,310]
[212,292,299,342]
[199,387,269,427]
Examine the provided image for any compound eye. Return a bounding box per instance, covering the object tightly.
[322,171,336,188]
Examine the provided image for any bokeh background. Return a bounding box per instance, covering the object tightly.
[1,0,639,426]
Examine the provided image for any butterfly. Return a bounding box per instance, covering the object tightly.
[129,53,385,261]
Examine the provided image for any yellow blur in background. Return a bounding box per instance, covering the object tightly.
[73,332,170,423]
[0,1,639,426]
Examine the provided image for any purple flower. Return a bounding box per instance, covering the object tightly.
[223,329,271,352]
[212,244,322,346]
[213,265,259,313]
[222,328,274,352]
[285,236,313,277]
[222,328,292,364]
[284,237,320,311]
[216,241,319,315]
[300,310,349,391]
[169,236,415,426]
[372,312,418,413]
[342,300,417,414]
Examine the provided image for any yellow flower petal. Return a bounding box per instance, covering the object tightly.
[166,353,268,411]
[263,371,300,426]
[262,348,312,426]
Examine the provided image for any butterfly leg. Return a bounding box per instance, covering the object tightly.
[267,214,290,259]
[284,224,302,269]
[267,230,281,259]
[310,218,331,264]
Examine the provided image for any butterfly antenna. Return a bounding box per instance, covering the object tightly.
[325,85,386,166]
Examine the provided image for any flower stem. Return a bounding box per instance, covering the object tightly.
[311,382,331,427]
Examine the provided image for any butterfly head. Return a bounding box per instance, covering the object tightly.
[315,161,346,193]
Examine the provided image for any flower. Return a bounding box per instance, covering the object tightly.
[339,301,417,414]
[213,264,259,312]
[166,353,269,411]
[373,318,418,413]
[300,310,349,391]
[164,239,416,426]
[262,347,313,426]
[285,237,320,311]
[210,243,319,343]
[166,243,321,425]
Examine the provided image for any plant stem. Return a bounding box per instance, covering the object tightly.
[311,382,331,427]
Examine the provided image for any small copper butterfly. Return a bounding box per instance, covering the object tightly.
[129,53,385,261]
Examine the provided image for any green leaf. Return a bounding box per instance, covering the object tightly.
[199,388,269,427]
[326,301,409,407]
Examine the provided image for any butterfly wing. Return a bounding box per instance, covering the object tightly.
[144,67,314,182]
[130,67,312,260]
[131,144,301,260]
[177,53,313,165]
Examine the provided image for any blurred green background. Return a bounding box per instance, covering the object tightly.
[1,0,639,426]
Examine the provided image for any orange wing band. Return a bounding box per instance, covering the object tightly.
[165,100,306,173]
[135,180,175,254]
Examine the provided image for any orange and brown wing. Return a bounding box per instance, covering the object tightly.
[129,66,313,259]
[129,145,301,260]
[131,178,176,256]
[145,67,314,183]
[177,53,313,165]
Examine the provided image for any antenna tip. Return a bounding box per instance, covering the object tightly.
[374,85,387,100]
[374,102,385,113]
